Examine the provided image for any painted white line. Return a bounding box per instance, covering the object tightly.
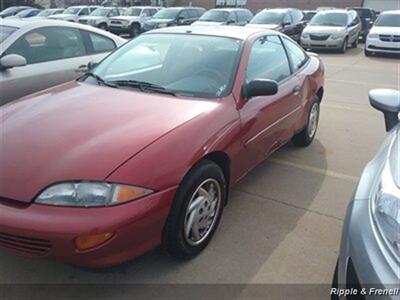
[269,158,359,183]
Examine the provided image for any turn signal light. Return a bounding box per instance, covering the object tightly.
[75,232,114,251]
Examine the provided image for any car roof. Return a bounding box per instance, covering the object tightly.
[148,25,280,40]
[381,10,400,15]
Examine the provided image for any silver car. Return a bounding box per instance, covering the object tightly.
[0,19,126,105]
[333,89,400,299]
[301,9,362,53]
[48,6,99,22]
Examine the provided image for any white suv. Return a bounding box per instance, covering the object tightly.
[109,6,161,37]
[365,10,400,56]
[78,7,121,30]
[49,6,99,22]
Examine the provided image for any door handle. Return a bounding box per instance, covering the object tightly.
[292,86,301,95]
[75,65,88,73]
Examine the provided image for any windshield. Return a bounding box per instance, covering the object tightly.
[375,14,400,27]
[124,7,141,16]
[303,12,316,21]
[15,9,37,17]
[64,7,80,14]
[0,7,24,15]
[37,9,53,16]
[199,10,229,22]
[87,33,242,98]
[0,25,17,43]
[250,11,284,25]
[309,12,348,26]
[90,8,110,16]
[153,8,180,19]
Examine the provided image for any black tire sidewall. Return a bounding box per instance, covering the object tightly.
[163,160,226,259]
[131,24,140,37]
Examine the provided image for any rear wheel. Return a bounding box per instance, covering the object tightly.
[351,35,359,48]
[292,98,320,147]
[130,23,140,37]
[162,160,226,259]
[340,37,348,53]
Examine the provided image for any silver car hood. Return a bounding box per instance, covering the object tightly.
[192,21,224,26]
[49,14,76,19]
[80,16,105,20]
[369,26,400,35]
[303,25,346,35]
[111,16,140,21]
[246,23,280,30]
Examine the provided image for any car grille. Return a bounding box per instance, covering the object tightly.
[110,20,124,26]
[310,34,330,41]
[369,45,400,51]
[0,232,52,256]
[379,34,400,43]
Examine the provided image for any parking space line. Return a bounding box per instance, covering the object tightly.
[322,103,375,113]
[327,78,399,89]
[269,158,359,183]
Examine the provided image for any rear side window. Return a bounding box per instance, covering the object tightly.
[246,35,291,83]
[79,8,89,16]
[83,31,116,54]
[187,9,198,18]
[4,27,86,64]
[282,37,309,72]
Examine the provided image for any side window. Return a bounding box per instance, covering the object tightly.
[4,27,86,64]
[89,7,97,13]
[283,13,292,24]
[149,9,157,16]
[179,10,189,19]
[282,37,309,72]
[79,8,89,16]
[109,9,119,17]
[187,9,198,18]
[142,9,150,17]
[84,31,116,54]
[246,35,291,83]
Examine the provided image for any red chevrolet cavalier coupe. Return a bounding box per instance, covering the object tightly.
[0,26,324,267]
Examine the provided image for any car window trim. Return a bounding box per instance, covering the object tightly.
[3,25,89,65]
[280,36,310,76]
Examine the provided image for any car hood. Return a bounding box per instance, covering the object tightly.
[192,20,224,26]
[370,26,400,35]
[49,14,76,19]
[80,16,104,20]
[147,19,174,24]
[245,23,280,30]
[111,16,140,21]
[0,82,217,202]
[303,25,346,35]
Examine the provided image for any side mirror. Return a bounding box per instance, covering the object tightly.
[88,60,99,70]
[282,21,290,27]
[369,89,400,132]
[0,54,27,70]
[244,79,278,100]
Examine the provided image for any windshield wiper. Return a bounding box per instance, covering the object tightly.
[109,80,177,96]
[85,72,117,88]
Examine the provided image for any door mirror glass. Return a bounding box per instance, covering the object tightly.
[245,79,278,100]
[0,54,27,70]
[369,89,400,131]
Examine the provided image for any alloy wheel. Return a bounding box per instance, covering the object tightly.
[308,102,319,139]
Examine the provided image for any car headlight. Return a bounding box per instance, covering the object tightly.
[302,33,310,39]
[368,33,379,39]
[371,155,400,258]
[330,34,341,40]
[35,181,153,207]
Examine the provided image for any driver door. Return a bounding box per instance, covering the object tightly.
[239,35,302,166]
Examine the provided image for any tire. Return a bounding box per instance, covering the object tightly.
[364,48,372,57]
[351,35,359,48]
[331,260,339,300]
[130,23,140,38]
[98,23,108,31]
[162,159,226,260]
[292,97,320,147]
[339,37,348,53]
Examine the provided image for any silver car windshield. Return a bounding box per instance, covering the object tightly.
[90,8,110,16]
[309,12,348,26]
[0,25,17,43]
[250,11,284,25]
[375,14,400,27]
[90,33,242,98]
[199,10,229,22]
[64,7,80,14]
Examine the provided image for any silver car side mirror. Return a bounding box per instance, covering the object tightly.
[369,89,400,132]
[0,54,27,70]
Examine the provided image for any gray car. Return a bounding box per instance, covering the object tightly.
[0,19,126,105]
[333,89,400,299]
[301,9,362,53]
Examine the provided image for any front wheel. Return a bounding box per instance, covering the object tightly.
[292,98,320,147]
[364,47,372,57]
[162,160,226,259]
[130,23,140,37]
[351,35,359,48]
[340,37,348,53]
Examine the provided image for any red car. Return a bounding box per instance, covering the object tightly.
[0,26,324,267]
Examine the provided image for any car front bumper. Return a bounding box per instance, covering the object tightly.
[366,37,400,54]
[301,37,344,49]
[0,187,176,267]
[109,25,131,34]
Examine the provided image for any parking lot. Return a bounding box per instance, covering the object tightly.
[0,45,398,291]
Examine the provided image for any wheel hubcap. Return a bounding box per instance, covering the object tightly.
[308,103,319,138]
[183,179,222,246]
